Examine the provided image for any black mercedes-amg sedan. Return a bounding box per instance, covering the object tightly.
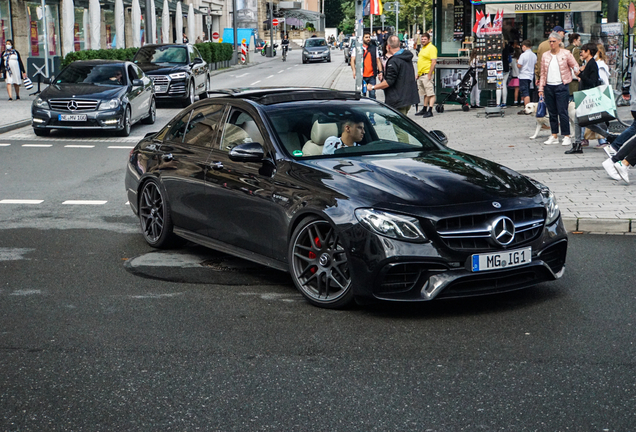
[125,88,567,309]
[32,60,155,137]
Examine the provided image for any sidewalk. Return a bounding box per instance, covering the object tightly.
[329,67,636,233]
[0,87,36,132]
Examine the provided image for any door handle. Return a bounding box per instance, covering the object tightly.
[210,161,224,170]
[162,153,174,161]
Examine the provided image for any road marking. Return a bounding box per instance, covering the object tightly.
[65,145,95,148]
[278,70,284,73]
[0,144,10,147]
[251,81,261,85]
[267,75,274,79]
[236,73,249,78]
[287,67,292,70]
[62,200,108,205]
[22,144,52,147]
[108,146,135,149]
[0,199,44,204]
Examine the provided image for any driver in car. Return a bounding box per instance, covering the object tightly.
[322,116,366,155]
[109,70,124,84]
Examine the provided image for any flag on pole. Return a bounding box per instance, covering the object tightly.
[370,0,383,15]
[363,0,370,15]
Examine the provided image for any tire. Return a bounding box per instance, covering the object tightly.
[261,49,266,56]
[302,58,307,64]
[439,105,445,113]
[181,81,195,108]
[327,57,331,62]
[117,106,132,137]
[199,75,210,99]
[462,104,470,112]
[141,98,156,124]
[138,179,183,249]
[33,128,50,136]
[435,105,441,113]
[288,217,354,309]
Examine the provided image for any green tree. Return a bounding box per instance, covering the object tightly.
[325,0,345,28]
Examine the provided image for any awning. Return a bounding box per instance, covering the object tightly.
[280,8,323,22]
[485,0,602,14]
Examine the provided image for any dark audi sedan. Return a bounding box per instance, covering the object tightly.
[32,60,155,136]
[125,88,567,309]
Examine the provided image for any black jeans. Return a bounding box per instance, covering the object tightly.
[544,84,571,136]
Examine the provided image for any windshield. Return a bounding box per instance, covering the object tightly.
[265,100,440,158]
[305,39,327,47]
[54,64,126,86]
[134,46,188,64]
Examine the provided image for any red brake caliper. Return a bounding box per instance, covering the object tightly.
[308,236,322,274]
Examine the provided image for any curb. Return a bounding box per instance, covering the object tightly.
[563,217,634,234]
[0,119,31,134]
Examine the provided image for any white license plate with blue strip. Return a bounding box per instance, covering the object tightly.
[471,247,532,272]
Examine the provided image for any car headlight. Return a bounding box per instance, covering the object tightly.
[528,178,560,225]
[303,50,309,55]
[169,72,187,79]
[355,208,427,242]
[98,99,120,110]
[34,97,49,109]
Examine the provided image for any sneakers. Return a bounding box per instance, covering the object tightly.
[544,136,560,145]
[422,110,433,118]
[602,158,621,180]
[561,136,572,147]
[604,146,617,158]
[614,161,630,183]
[580,139,589,147]
[500,103,507,108]
[414,109,426,116]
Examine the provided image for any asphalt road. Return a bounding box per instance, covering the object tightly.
[1,54,636,431]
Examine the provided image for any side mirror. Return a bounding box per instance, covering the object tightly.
[193,57,204,64]
[43,75,53,84]
[430,130,448,146]
[229,142,265,163]
[132,79,144,87]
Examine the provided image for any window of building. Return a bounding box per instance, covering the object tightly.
[0,0,12,47]
[26,2,61,57]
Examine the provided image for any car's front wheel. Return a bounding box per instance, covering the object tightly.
[138,179,182,248]
[117,106,132,137]
[181,81,195,107]
[289,218,354,309]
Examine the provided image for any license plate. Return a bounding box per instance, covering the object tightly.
[59,114,87,121]
[154,85,167,93]
[471,247,532,272]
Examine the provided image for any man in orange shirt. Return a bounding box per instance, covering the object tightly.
[351,32,384,101]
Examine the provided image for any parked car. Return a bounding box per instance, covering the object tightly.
[133,44,209,107]
[125,88,568,309]
[302,38,331,64]
[31,60,155,137]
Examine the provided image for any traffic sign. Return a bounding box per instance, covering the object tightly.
[212,31,219,41]
[272,18,279,26]
[630,2,635,29]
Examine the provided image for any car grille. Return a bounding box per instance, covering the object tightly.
[168,82,187,95]
[436,208,545,251]
[537,240,567,274]
[49,99,99,111]
[150,76,169,93]
[378,264,423,294]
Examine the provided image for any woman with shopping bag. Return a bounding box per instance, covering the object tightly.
[0,39,27,101]
[567,43,620,154]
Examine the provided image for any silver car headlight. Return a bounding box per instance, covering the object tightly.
[33,97,49,109]
[98,99,120,110]
[528,178,560,225]
[169,72,187,79]
[355,209,427,242]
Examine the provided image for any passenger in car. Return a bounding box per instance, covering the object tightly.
[322,116,366,155]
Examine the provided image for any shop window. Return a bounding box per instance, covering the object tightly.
[26,2,61,57]
[441,0,473,55]
[73,7,87,51]
[104,9,115,48]
[0,0,12,47]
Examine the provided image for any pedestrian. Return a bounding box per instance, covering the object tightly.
[535,26,567,86]
[415,32,437,118]
[195,35,203,44]
[338,31,345,50]
[368,35,419,140]
[375,29,383,47]
[566,33,582,99]
[568,43,616,154]
[0,39,27,101]
[595,44,610,86]
[509,40,521,105]
[351,31,384,108]
[497,40,514,108]
[469,50,481,109]
[414,30,422,54]
[183,33,189,43]
[517,40,536,114]
[537,31,579,146]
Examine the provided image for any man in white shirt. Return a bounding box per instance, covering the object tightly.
[517,39,537,115]
[322,118,365,155]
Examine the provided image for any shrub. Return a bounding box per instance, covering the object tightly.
[62,47,140,67]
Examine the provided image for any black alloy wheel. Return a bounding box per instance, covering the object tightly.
[289,218,354,309]
[117,106,132,137]
[142,98,156,124]
[138,179,181,248]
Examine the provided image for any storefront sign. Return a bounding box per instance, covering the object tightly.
[485,1,601,13]
[30,21,39,56]
[436,58,471,68]
[74,23,80,51]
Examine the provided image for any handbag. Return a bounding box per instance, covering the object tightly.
[536,96,547,118]
[574,84,616,127]
[23,77,33,90]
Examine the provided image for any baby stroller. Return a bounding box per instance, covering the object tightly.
[435,66,477,113]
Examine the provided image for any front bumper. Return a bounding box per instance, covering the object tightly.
[344,217,568,303]
[149,76,188,99]
[303,51,331,62]
[31,107,125,130]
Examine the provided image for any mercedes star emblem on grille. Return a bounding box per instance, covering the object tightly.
[67,100,78,111]
[492,201,502,208]
[491,216,515,246]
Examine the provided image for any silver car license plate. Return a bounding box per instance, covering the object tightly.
[471,247,532,272]
[59,114,87,121]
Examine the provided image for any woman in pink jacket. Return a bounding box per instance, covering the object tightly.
[538,32,580,147]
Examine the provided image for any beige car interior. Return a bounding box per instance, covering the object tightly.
[301,121,339,156]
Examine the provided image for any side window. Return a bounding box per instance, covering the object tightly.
[163,110,193,142]
[219,109,265,152]
[193,47,203,61]
[134,65,145,79]
[183,104,226,147]
[187,46,195,63]
[127,65,139,82]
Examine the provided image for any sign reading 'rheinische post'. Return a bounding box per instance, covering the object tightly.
[484,0,601,14]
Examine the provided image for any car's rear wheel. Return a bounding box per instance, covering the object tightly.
[138,179,182,248]
[117,106,132,137]
[141,98,156,124]
[33,128,50,136]
[289,218,354,309]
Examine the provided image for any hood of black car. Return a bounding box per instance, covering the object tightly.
[41,84,125,100]
[299,150,539,207]
[136,63,188,75]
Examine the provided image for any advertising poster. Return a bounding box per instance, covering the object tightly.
[106,25,112,46]
[49,21,56,55]
[0,20,5,49]
[440,69,466,88]
[74,23,80,51]
[30,21,39,56]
